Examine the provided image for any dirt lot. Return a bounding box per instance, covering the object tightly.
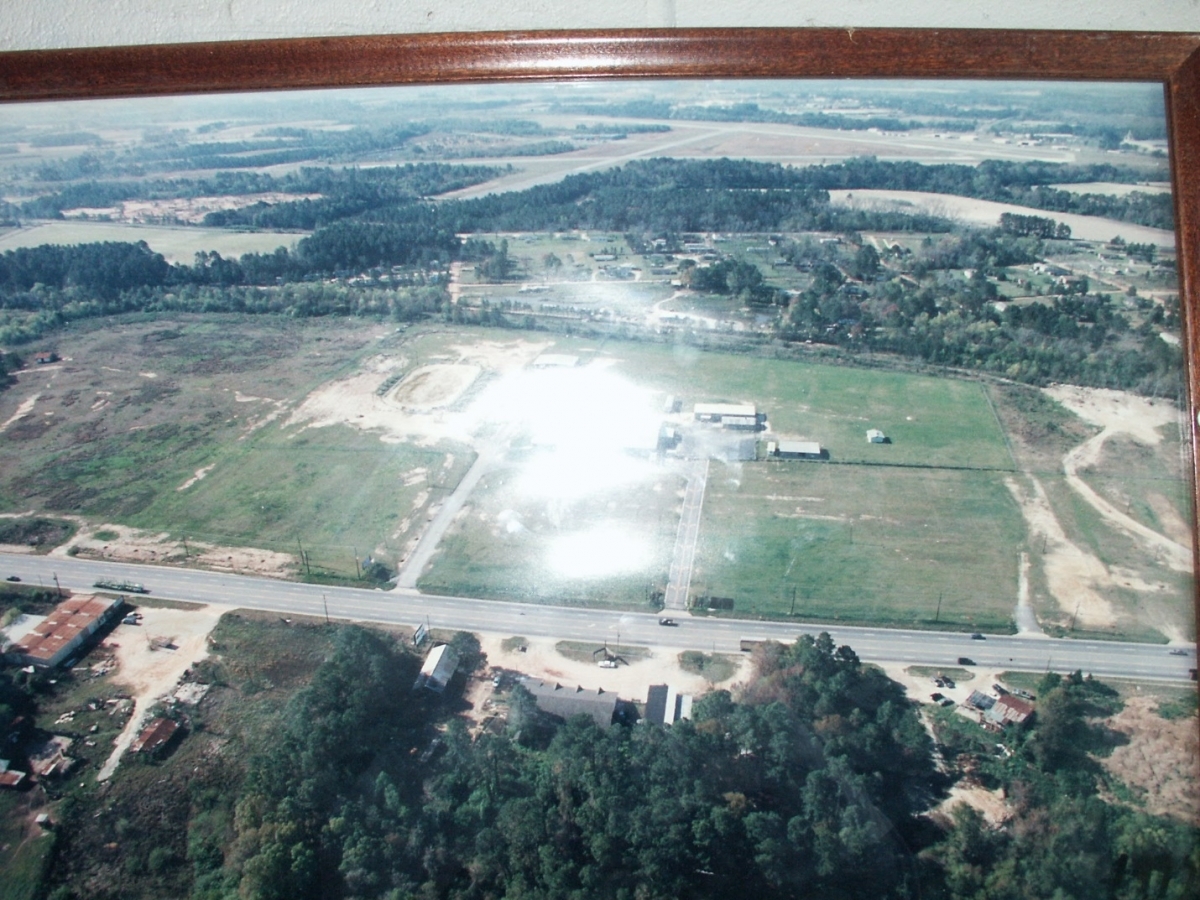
[95,602,228,780]
[478,633,747,701]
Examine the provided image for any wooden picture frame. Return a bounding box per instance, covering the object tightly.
[0,27,1197,629]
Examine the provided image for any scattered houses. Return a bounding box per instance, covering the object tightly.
[866,428,887,443]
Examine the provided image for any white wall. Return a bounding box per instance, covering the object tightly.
[2,1,1197,52]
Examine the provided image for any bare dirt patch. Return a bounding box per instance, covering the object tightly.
[51,522,297,579]
[391,364,480,409]
[478,633,747,702]
[1005,475,1118,629]
[97,602,228,780]
[1100,695,1200,824]
[934,784,1013,827]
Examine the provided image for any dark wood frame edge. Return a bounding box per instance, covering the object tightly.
[2,27,1200,647]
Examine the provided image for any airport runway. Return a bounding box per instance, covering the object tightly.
[1,551,1194,682]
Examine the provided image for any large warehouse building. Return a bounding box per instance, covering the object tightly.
[2,594,124,668]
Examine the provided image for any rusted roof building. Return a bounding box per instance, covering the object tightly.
[986,695,1035,727]
[2,595,123,668]
[130,717,180,754]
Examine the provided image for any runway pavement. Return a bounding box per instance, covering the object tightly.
[1,551,1194,682]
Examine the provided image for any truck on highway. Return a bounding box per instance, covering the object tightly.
[93,579,149,594]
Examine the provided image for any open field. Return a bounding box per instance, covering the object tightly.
[0,317,1191,639]
[0,221,303,263]
[692,462,1024,629]
[418,463,683,609]
[0,315,447,576]
[828,189,1176,247]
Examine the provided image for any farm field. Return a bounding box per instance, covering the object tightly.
[0,221,303,263]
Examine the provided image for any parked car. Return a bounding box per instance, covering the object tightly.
[598,659,618,668]
[930,692,944,702]
[658,617,678,626]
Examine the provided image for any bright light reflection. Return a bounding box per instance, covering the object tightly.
[548,525,652,580]
[470,364,663,500]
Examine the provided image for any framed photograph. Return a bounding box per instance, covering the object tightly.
[0,29,1197,900]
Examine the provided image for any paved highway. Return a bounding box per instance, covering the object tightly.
[2,552,1195,682]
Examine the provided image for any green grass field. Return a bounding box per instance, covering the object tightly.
[129,425,474,577]
[593,341,1016,470]
[691,461,1024,629]
[0,794,54,900]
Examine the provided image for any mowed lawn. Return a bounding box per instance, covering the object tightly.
[596,343,1016,470]
[419,462,684,609]
[130,424,474,577]
[693,461,1024,630]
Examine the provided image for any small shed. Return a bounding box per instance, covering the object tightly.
[986,695,1034,727]
[413,644,460,693]
[645,684,693,725]
[866,429,887,443]
[131,717,180,755]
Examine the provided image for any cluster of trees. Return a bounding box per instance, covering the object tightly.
[1000,212,1072,239]
[40,621,1195,900]
[775,230,1181,396]
[929,671,1199,899]
[174,628,941,900]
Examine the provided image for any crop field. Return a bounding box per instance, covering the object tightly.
[691,462,1024,629]
[0,221,303,263]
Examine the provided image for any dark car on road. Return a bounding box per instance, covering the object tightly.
[957,657,975,666]
[658,618,678,626]
[970,633,985,640]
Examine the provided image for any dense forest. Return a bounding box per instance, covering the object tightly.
[0,157,1182,395]
[34,625,1199,900]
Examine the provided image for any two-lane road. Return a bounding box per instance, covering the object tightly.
[1,552,1194,681]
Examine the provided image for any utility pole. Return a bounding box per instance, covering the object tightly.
[323,593,330,626]
[353,546,361,580]
[52,572,62,598]
[1070,600,1080,632]
[789,585,797,616]
[182,535,189,560]
[935,592,943,623]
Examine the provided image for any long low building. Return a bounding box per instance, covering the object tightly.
[522,679,618,729]
[2,594,124,668]
[694,402,756,423]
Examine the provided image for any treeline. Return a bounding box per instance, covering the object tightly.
[15,162,503,223]
[555,98,977,133]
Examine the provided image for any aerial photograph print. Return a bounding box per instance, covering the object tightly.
[0,75,1196,899]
